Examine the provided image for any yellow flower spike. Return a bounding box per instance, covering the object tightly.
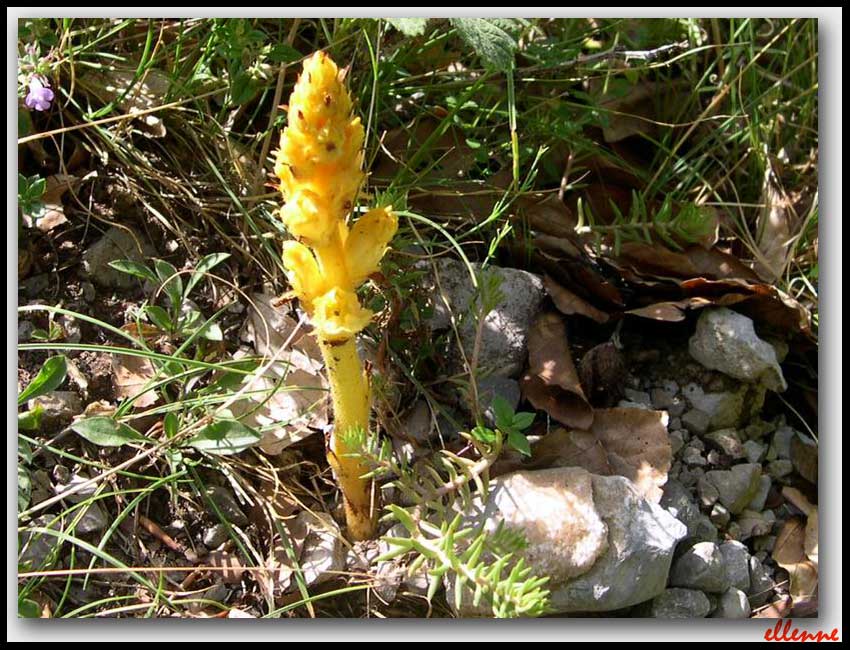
[274,51,398,540]
[346,206,399,286]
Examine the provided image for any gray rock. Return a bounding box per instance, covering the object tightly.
[82,226,156,289]
[746,476,772,512]
[651,387,676,410]
[205,487,248,526]
[661,480,715,542]
[53,472,98,504]
[705,429,745,459]
[743,440,767,464]
[203,523,228,549]
[21,273,49,298]
[18,320,34,342]
[547,474,687,613]
[754,535,777,554]
[648,588,711,618]
[667,397,686,418]
[478,376,521,426]
[719,540,751,591]
[80,281,96,302]
[790,433,818,484]
[769,425,795,460]
[682,409,711,436]
[681,382,704,407]
[697,476,720,507]
[767,459,793,479]
[617,399,654,411]
[27,391,82,425]
[58,314,82,344]
[688,308,786,391]
[424,259,545,377]
[624,389,652,406]
[396,400,435,445]
[742,419,775,441]
[747,555,775,607]
[464,467,609,586]
[703,464,762,514]
[737,509,775,541]
[690,385,768,431]
[682,446,708,467]
[669,542,729,593]
[726,521,743,540]
[28,469,52,507]
[75,503,108,534]
[19,515,65,570]
[710,503,730,528]
[710,587,751,618]
[678,467,699,488]
[453,468,686,615]
[669,430,686,457]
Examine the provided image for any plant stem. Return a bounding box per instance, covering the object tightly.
[319,337,376,540]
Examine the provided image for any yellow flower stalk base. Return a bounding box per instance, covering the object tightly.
[320,337,374,541]
[275,51,397,540]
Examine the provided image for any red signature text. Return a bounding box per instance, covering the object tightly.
[764,620,840,642]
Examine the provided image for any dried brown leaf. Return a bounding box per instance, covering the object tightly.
[790,434,818,484]
[774,517,819,606]
[207,550,246,584]
[232,294,329,455]
[754,171,797,282]
[242,293,321,360]
[544,275,609,323]
[111,353,159,408]
[21,174,79,232]
[617,242,760,282]
[781,486,814,516]
[520,312,593,429]
[528,238,625,307]
[624,296,714,322]
[804,507,818,567]
[529,407,671,503]
[515,192,578,238]
[681,278,812,336]
[594,79,692,143]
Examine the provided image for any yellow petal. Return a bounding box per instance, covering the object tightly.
[312,287,373,341]
[344,206,398,286]
[279,190,337,245]
[282,241,325,307]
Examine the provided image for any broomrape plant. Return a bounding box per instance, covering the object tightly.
[274,51,397,540]
[274,51,549,615]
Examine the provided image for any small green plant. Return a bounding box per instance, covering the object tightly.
[18,355,68,513]
[109,253,230,343]
[473,395,535,458]
[346,393,546,618]
[18,173,46,218]
[577,191,717,255]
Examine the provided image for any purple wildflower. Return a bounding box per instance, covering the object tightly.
[25,76,54,112]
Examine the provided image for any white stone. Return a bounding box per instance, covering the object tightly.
[689,308,786,391]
